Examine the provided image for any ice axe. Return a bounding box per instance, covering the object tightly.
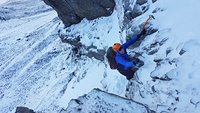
[142,15,155,30]
[134,15,155,60]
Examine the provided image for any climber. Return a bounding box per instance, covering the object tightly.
[112,29,146,80]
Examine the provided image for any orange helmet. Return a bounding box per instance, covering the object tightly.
[112,43,121,52]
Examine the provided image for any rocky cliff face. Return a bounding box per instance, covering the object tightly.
[44,0,158,61]
[42,0,116,61]
[43,0,115,27]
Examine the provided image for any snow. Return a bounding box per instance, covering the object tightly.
[1,0,200,113]
[58,59,105,108]
[0,0,8,4]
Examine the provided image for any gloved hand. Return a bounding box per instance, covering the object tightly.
[132,59,140,65]
[137,29,146,38]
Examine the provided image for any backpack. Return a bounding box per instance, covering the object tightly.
[106,47,117,69]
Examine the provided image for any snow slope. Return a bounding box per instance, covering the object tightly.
[0,0,67,112]
[0,0,7,4]
[0,0,200,113]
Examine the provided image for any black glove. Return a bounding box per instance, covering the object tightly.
[132,59,140,65]
[137,29,146,38]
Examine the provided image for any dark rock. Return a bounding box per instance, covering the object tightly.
[154,58,162,63]
[87,49,106,61]
[151,75,172,81]
[59,34,82,48]
[152,0,157,3]
[152,8,164,13]
[59,29,106,61]
[166,47,172,56]
[179,49,186,55]
[136,0,148,5]
[0,16,6,21]
[15,107,35,113]
[142,45,159,55]
[43,0,115,27]
[124,3,149,22]
[151,85,156,93]
[160,75,172,81]
[175,97,179,101]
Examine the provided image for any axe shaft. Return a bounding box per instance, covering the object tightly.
[142,15,155,29]
[142,17,150,29]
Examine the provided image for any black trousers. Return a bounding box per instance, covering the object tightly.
[117,64,134,80]
[116,59,144,80]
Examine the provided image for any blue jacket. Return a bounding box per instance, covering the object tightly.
[115,35,139,70]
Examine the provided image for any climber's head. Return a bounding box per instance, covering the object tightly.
[112,43,122,52]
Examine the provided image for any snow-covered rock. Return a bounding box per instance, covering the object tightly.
[62,88,154,113]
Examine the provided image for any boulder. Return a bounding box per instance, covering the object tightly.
[15,107,35,113]
[43,0,115,27]
[61,88,155,113]
[136,0,148,5]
